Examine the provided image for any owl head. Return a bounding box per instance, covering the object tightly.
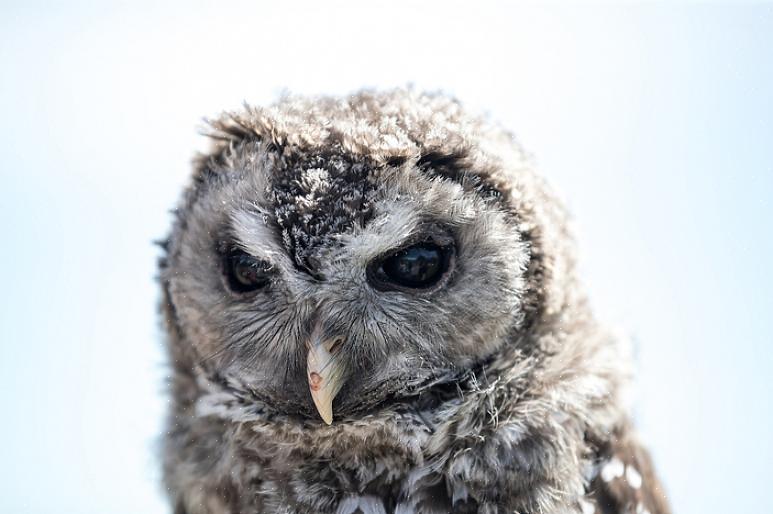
[160,89,577,425]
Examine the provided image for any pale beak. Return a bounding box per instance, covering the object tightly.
[306,329,346,425]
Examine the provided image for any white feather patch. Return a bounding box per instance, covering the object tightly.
[600,457,625,482]
[336,495,387,514]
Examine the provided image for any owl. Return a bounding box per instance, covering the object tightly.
[159,89,670,514]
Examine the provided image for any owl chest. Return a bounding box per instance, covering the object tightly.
[235,430,477,513]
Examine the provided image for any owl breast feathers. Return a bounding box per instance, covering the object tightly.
[159,89,670,514]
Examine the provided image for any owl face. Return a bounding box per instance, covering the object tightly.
[165,136,530,425]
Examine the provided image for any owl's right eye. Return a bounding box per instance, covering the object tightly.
[224,249,273,294]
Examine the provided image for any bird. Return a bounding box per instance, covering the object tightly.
[158,88,671,514]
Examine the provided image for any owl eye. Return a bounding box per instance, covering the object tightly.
[224,249,272,293]
[369,241,454,291]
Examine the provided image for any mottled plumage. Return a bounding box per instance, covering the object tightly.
[159,89,670,514]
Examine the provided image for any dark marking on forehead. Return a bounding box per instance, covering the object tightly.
[386,150,505,202]
[271,148,379,275]
[416,151,505,202]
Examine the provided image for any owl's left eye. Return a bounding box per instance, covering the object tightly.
[224,249,273,293]
[367,237,455,292]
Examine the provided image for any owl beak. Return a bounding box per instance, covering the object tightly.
[306,331,346,425]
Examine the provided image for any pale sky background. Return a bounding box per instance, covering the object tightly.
[1,2,771,513]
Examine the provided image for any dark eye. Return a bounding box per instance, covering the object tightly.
[224,249,272,293]
[369,241,454,291]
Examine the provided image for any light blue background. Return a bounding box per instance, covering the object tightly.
[1,2,771,513]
